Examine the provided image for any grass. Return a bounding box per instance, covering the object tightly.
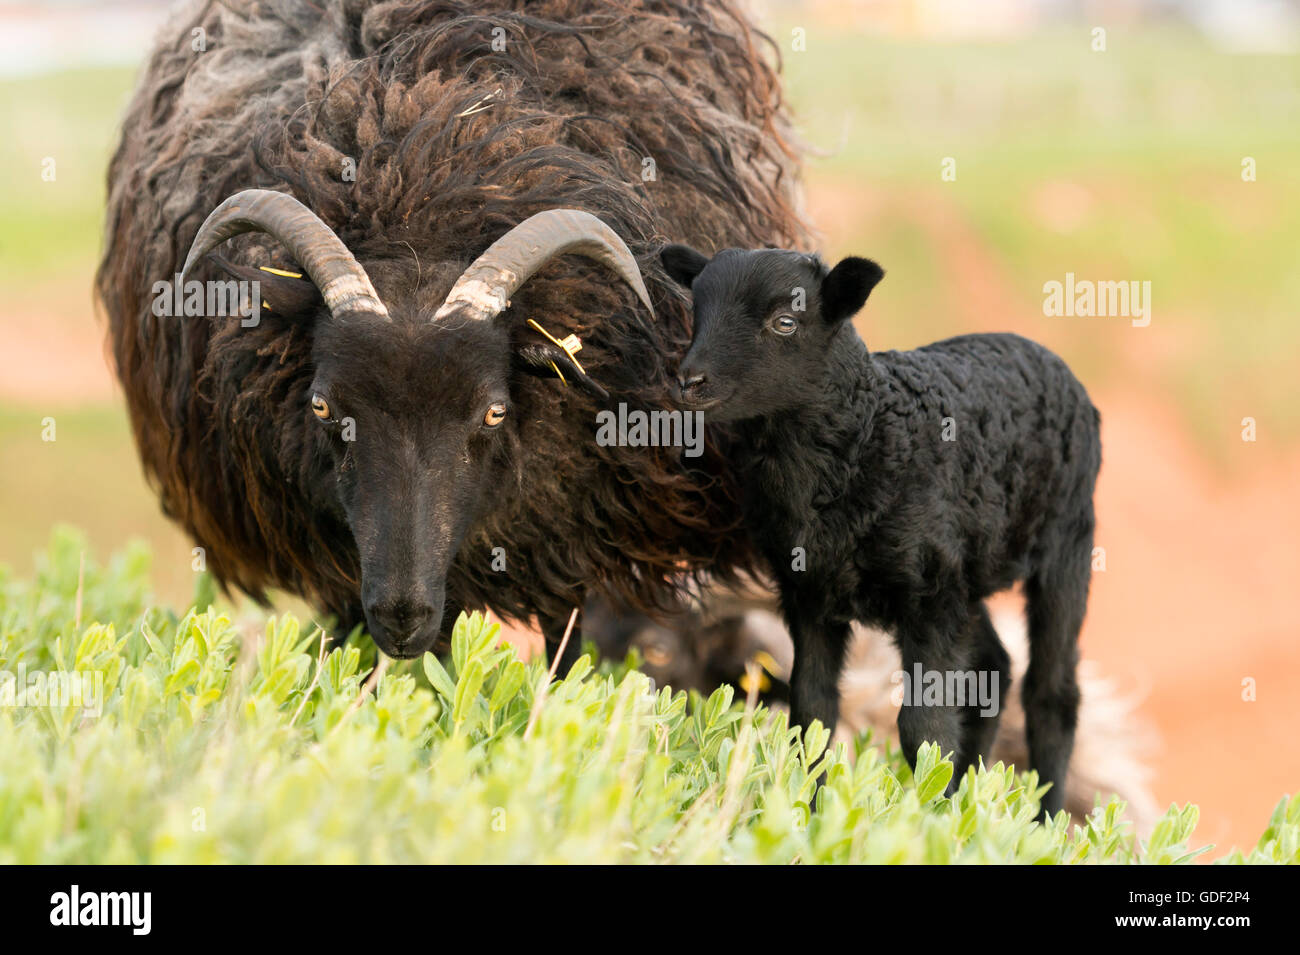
[0,404,197,609]
[0,67,136,283]
[1,528,1296,864]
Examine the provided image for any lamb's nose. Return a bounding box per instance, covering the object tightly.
[677,373,707,398]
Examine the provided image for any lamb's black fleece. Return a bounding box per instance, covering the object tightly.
[661,243,1101,818]
[738,331,1100,619]
[743,330,1100,817]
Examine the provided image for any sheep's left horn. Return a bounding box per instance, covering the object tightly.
[434,209,653,322]
[181,189,389,319]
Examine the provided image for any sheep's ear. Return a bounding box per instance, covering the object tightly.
[660,244,710,288]
[821,257,884,324]
[208,254,324,321]
[513,341,609,400]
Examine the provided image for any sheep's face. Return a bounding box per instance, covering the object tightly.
[195,200,642,660]
[305,310,601,659]
[660,246,883,422]
[304,317,508,657]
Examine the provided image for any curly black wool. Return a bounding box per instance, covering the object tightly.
[97,1,808,658]
[662,244,1101,818]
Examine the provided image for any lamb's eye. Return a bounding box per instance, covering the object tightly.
[771,314,798,336]
[311,394,331,420]
[484,402,508,428]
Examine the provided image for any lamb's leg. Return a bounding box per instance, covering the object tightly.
[786,615,851,737]
[895,613,969,797]
[957,603,1011,778]
[1023,529,1091,821]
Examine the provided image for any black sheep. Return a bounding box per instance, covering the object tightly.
[96,0,808,665]
[659,244,1102,818]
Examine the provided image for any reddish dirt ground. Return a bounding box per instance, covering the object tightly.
[1084,387,1300,851]
[0,286,118,404]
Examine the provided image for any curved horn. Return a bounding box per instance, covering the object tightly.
[181,189,388,319]
[433,209,653,322]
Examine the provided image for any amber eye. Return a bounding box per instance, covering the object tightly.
[311,394,331,420]
[484,402,507,428]
[770,313,799,336]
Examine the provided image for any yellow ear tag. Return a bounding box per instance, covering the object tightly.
[738,670,772,694]
[258,266,304,279]
[256,266,304,312]
[753,651,781,678]
[526,318,587,376]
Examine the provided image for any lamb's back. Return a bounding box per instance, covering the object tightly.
[856,333,1100,599]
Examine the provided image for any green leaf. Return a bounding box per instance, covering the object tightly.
[163,658,201,696]
[916,759,954,804]
[489,660,526,712]
[422,653,456,702]
[450,615,471,676]
[452,658,486,726]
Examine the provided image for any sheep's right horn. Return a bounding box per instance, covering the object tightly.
[182,189,389,319]
[434,209,653,323]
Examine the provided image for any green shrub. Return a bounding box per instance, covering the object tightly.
[0,529,1294,863]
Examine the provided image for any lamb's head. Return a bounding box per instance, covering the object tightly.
[660,245,884,421]
[184,190,651,658]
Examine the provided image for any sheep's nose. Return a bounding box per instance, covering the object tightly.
[368,600,434,649]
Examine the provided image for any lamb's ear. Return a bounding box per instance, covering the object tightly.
[513,341,610,400]
[820,257,884,324]
[207,254,324,321]
[659,244,710,288]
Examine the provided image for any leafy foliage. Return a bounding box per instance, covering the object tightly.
[0,530,1294,864]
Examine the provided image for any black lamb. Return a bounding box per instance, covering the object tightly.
[659,244,1102,818]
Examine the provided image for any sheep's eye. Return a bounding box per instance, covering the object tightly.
[311,394,331,420]
[771,314,798,336]
[484,402,508,428]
